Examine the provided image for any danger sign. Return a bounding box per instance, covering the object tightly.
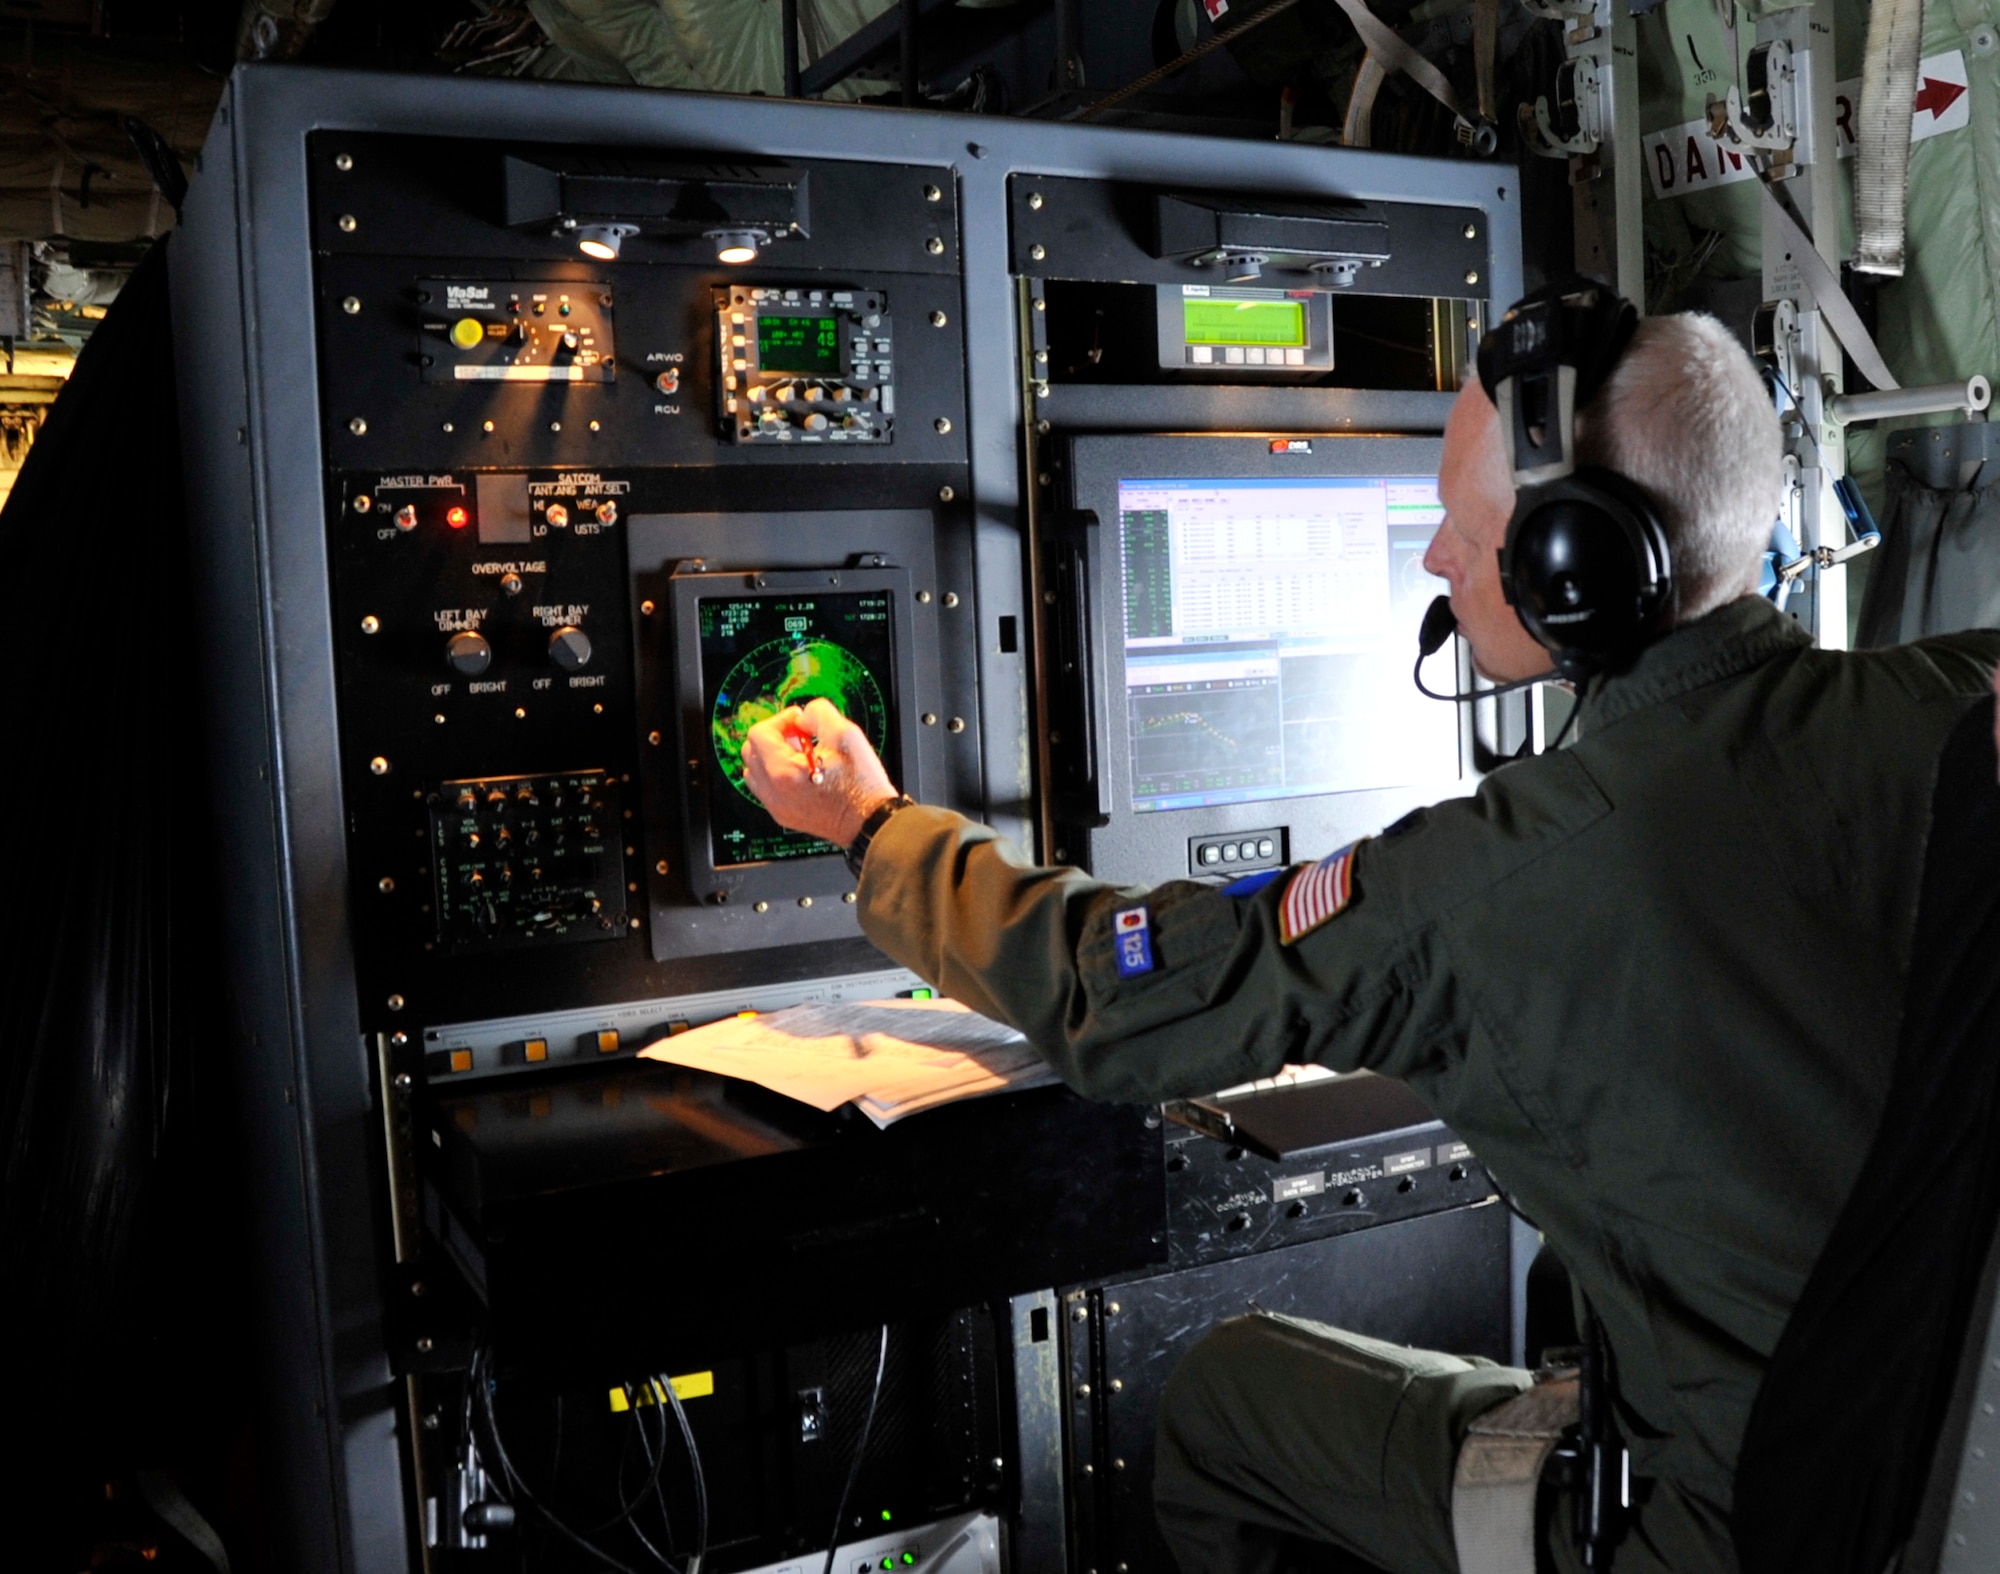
[1643,49,1970,201]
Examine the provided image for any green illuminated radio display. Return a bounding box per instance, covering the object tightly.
[1182,297,1307,349]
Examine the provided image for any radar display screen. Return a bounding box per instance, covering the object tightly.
[755,313,841,374]
[1118,475,1456,813]
[1182,297,1305,349]
[699,590,897,867]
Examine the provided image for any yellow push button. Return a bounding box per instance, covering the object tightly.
[524,1038,548,1063]
[450,317,485,349]
[596,1029,620,1054]
[448,1049,473,1073]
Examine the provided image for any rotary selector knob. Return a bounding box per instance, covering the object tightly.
[445,630,493,676]
[548,626,593,671]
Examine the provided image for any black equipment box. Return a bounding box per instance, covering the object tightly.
[1066,1203,1512,1574]
[421,1063,1167,1373]
[1164,1072,1496,1267]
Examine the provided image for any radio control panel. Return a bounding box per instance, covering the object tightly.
[716,285,894,444]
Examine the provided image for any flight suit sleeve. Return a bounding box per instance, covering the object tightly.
[856,752,1610,1104]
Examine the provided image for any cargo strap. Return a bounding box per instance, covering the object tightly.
[1853,0,1930,275]
[1758,175,1902,391]
[1328,0,1475,138]
[1452,1374,1580,1574]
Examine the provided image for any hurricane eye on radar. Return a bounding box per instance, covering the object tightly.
[711,636,891,803]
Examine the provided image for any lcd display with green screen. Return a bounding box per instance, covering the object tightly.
[756,313,840,373]
[1182,298,1307,349]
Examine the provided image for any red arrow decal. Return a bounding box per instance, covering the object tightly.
[1915,75,1967,120]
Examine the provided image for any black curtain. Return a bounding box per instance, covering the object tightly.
[0,241,249,1564]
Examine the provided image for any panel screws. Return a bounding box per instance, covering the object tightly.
[482,420,495,433]
[640,600,656,616]
[360,615,380,634]
[1029,243,1046,261]
[942,591,959,607]
[1076,1383,1092,1397]
[926,237,945,255]
[755,900,770,913]
[434,714,446,725]
[922,712,938,725]
[931,310,948,327]
[656,860,669,875]
[334,153,353,171]
[369,756,390,775]
[1107,1302,1120,1314]
[935,417,952,434]
[337,214,357,232]
[394,1072,412,1089]
[415,1337,432,1353]
[353,495,372,513]
[938,485,954,501]
[387,994,405,1011]
[378,877,395,893]
[924,184,942,201]
[843,892,856,903]
[917,590,933,604]
[1028,192,1044,209]
[342,296,361,315]
[947,716,965,732]
[1072,1305,1088,1321]
[1465,270,1480,285]
[349,417,368,435]
[799,896,813,908]
[1109,1379,1123,1392]
[1463,223,1478,239]
[648,731,662,746]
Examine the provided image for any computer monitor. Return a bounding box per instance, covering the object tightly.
[1119,472,1454,812]
[1056,434,1466,885]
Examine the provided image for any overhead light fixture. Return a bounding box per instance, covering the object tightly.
[707,229,769,265]
[575,223,639,261]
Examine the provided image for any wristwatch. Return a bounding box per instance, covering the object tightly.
[844,793,916,880]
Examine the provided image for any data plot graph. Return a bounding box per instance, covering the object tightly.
[1129,677,1283,804]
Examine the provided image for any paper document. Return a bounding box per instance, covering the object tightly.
[637,998,1060,1128]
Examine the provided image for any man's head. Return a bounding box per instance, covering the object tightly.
[1423,310,1782,682]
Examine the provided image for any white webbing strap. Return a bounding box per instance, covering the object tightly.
[1853,0,1929,275]
[1327,0,1472,133]
[1759,176,1903,391]
[1452,1375,1580,1574]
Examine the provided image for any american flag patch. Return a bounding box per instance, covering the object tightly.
[1280,842,1360,945]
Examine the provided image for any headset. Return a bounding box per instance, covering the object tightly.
[1416,276,1676,699]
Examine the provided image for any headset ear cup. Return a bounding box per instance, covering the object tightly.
[1501,471,1673,677]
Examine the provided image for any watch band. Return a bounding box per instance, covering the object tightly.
[844,794,915,880]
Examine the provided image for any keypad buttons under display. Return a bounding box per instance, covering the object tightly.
[1189,827,1287,878]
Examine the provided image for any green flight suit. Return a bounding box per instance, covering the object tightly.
[854,596,2000,1573]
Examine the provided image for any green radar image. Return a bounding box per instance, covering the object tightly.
[710,636,891,806]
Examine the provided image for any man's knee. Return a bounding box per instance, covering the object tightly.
[1160,1314,1260,1447]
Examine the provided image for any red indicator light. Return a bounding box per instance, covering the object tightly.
[446,506,470,529]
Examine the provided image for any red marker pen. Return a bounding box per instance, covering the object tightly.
[785,722,825,785]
